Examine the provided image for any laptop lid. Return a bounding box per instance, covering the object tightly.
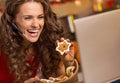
[74,9,120,83]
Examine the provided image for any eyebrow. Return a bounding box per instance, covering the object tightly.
[22,13,44,17]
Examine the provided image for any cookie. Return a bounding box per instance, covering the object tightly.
[56,40,71,55]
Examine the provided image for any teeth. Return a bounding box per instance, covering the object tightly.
[28,30,39,33]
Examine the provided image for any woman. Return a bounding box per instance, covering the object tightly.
[0,0,76,83]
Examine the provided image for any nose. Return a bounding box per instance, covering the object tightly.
[32,19,39,28]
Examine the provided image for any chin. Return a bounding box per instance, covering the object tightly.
[28,38,39,43]
[24,34,40,42]
[30,40,38,42]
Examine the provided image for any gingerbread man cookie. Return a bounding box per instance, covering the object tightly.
[56,40,71,55]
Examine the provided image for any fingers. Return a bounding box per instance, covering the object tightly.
[64,45,74,56]
[56,38,71,47]
[56,38,70,42]
[64,41,74,57]
[56,38,65,45]
[60,38,70,42]
[64,52,74,61]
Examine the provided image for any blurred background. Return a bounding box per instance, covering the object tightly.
[0,0,120,82]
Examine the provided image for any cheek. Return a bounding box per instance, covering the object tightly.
[40,19,45,26]
[17,23,29,32]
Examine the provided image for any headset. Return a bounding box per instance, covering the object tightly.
[7,21,27,40]
[8,21,23,35]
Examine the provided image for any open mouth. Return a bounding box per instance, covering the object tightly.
[27,29,39,37]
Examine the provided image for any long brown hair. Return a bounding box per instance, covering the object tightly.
[0,0,65,82]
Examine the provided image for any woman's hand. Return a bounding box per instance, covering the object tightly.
[56,38,75,66]
[24,76,40,83]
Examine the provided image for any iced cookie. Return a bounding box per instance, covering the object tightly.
[56,40,71,55]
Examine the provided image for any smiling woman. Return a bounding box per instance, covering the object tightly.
[0,0,78,83]
[14,1,44,42]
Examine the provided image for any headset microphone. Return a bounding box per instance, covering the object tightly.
[8,21,27,39]
[8,22,22,34]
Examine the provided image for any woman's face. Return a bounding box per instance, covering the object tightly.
[15,1,44,42]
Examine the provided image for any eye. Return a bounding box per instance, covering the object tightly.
[38,15,44,19]
[24,16,32,20]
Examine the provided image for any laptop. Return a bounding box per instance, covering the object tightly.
[74,9,120,83]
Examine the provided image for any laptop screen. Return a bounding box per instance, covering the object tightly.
[74,9,120,83]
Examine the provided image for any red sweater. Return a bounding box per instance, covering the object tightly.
[0,51,14,83]
[0,50,41,83]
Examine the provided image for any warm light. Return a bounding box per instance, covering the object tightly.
[97,0,103,3]
[74,0,81,6]
[56,0,61,2]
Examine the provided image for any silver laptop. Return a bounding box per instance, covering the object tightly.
[74,9,120,83]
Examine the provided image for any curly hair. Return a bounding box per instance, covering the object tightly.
[0,0,66,82]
